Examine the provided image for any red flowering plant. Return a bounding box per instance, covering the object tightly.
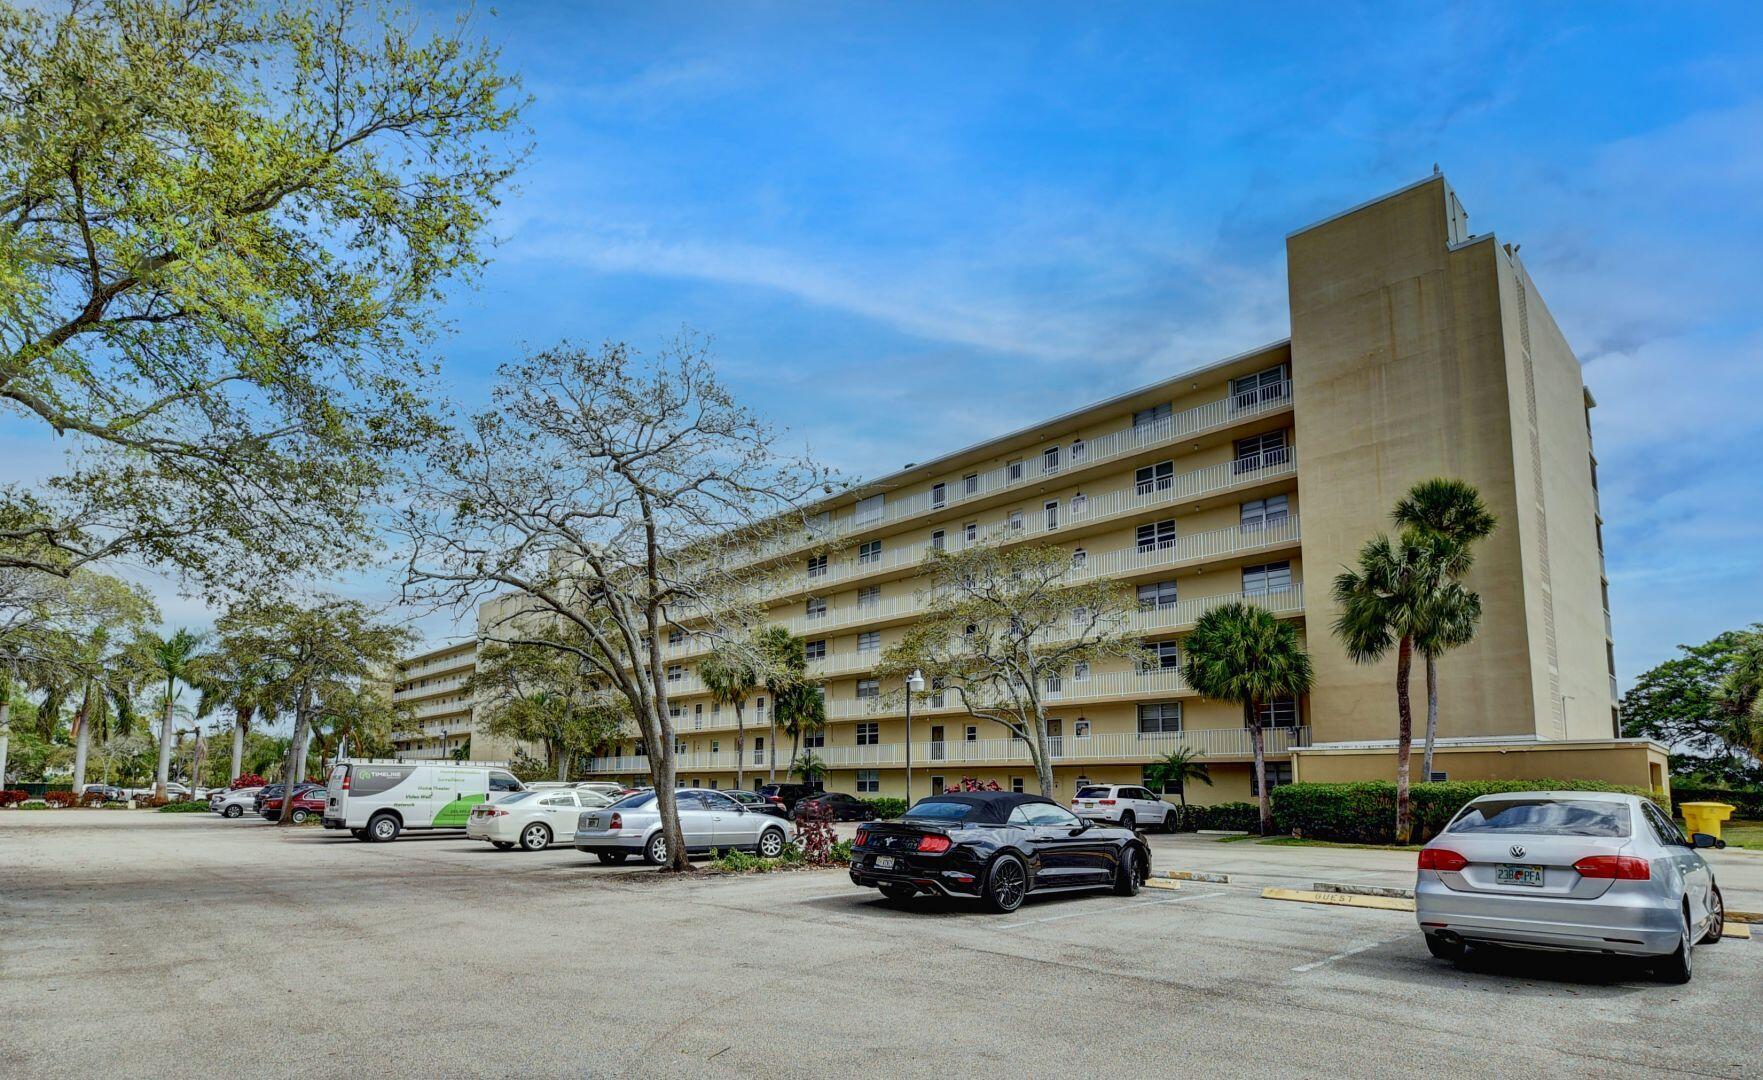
[797,798,838,866]
[42,790,78,807]
[0,790,28,806]
[232,773,268,789]
[949,777,1002,793]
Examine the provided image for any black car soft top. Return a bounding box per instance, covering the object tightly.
[904,792,1058,825]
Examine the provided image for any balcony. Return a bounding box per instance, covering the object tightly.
[584,725,1310,774]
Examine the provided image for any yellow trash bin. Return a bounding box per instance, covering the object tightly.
[1679,802,1735,841]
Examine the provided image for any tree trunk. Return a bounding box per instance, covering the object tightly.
[734,702,746,789]
[72,679,93,792]
[1395,635,1415,843]
[154,685,176,801]
[1030,714,1055,797]
[768,713,777,783]
[1247,699,1270,835]
[277,688,311,825]
[1,672,13,787]
[230,714,247,782]
[555,743,569,782]
[1421,652,1440,785]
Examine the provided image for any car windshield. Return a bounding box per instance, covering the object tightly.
[495,791,539,804]
[1075,787,1113,799]
[608,792,657,810]
[1448,798,1632,838]
[902,800,979,822]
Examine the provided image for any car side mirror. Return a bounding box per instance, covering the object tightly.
[1690,832,1722,849]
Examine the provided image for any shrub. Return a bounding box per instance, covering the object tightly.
[1272,779,1654,845]
[231,773,268,790]
[78,792,109,807]
[1192,802,1261,832]
[1668,783,1763,820]
[157,800,211,813]
[797,799,838,865]
[0,790,27,807]
[41,790,77,808]
[861,797,907,819]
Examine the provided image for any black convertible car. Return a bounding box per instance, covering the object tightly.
[849,791,1151,913]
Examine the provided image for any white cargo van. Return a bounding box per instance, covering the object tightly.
[323,759,525,842]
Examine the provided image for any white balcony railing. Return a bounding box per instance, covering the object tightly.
[585,725,1310,774]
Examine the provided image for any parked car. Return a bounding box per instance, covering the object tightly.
[323,760,525,842]
[573,788,791,865]
[1070,784,1177,831]
[467,788,614,852]
[212,787,263,818]
[1415,791,1725,982]
[755,782,822,813]
[793,791,877,823]
[81,783,127,803]
[255,782,321,814]
[724,789,790,819]
[850,792,1150,913]
[260,787,327,823]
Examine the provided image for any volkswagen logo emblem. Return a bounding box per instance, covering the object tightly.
[1509,844,1526,859]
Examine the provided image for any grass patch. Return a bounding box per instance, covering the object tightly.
[1684,818,1763,850]
[1211,833,1260,843]
[1256,836,1423,852]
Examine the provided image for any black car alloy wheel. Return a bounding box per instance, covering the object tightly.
[985,855,1028,913]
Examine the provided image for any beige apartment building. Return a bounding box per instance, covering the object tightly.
[577,174,1666,803]
[388,641,480,762]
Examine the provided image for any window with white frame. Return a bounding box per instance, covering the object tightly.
[803,730,824,749]
[931,529,946,551]
[1135,460,1174,494]
[805,596,827,619]
[1136,579,1178,610]
[1007,459,1024,482]
[755,696,766,718]
[1042,446,1060,473]
[856,631,880,653]
[1044,671,1063,693]
[1070,439,1086,463]
[1136,518,1177,552]
[1240,493,1290,532]
[1242,560,1293,596]
[1073,718,1091,738]
[858,539,882,564]
[855,722,879,744]
[804,639,826,661]
[931,482,946,508]
[856,678,880,699]
[1234,430,1287,473]
[1140,639,1180,671]
[1071,491,1086,515]
[1044,500,1059,529]
[807,553,827,577]
[1143,766,1181,795]
[710,740,719,754]
[1250,762,1294,796]
[858,585,880,607]
[1071,547,1087,568]
[1011,776,1025,793]
[666,664,683,682]
[1256,697,1301,728]
[964,522,978,542]
[1007,510,1023,531]
[1073,661,1090,681]
[930,676,946,708]
[752,738,764,764]
[856,769,880,793]
[1133,402,1172,428]
[1232,364,1288,408]
[674,737,687,753]
[667,627,684,646]
[1137,701,1182,734]
[855,493,884,523]
[964,473,979,495]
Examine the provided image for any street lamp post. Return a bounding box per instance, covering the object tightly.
[904,669,925,807]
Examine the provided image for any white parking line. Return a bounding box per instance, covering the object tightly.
[998,889,1228,930]
[1290,932,1410,973]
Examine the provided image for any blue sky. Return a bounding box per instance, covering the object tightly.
[13,2,1763,692]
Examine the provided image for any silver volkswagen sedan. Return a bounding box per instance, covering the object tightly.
[573,788,792,865]
[1415,791,1725,982]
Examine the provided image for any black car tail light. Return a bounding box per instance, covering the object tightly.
[855,828,869,847]
[917,834,952,854]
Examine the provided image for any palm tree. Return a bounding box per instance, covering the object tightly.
[1182,602,1313,834]
[137,628,209,800]
[193,642,280,783]
[777,680,826,772]
[1332,531,1451,841]
[699,645,759,789]
[1145,746,1212,809]
[790,750,827,786]
[1715,629,1763,759]
[755,626,805,783]
[1393,479,1498,779]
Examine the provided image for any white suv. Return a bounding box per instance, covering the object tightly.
[1071,785,1174,831]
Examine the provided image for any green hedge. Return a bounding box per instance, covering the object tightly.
[156,800,211,813]
[1271,779,1654,845]
[861,797,908,819]
[1668,784,1763,820]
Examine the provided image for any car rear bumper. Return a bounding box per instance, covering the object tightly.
[573,830,647,853]
[1072,807,1124,823]
[849,853,981,897]
[1415,877,1684,956]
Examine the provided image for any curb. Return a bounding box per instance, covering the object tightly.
[1164,870,1230,884]
[1725,922,1752,939]
[1143,878,1182,892]
[1313,881,1414,900]
[1261,886,1415,912]
[1724,909,1762,923]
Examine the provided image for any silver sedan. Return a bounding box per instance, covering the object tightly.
[573,788,792,865]
[1415,791,1725,982]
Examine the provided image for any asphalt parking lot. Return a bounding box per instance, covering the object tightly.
[3,811,1760,1078]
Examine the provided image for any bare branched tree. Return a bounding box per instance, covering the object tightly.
[400,336,837,871]
[877,544,1140,796]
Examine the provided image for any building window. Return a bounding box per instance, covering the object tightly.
[930,776,945,795]
[856,769,880,793]
[1070,439,1086,463]
[964,473,979,495]
[1241,494,1290,532]
[667,628,684,646]
[856,722,879,744]
[856,679,880,699]
[1136,580,1178,610]
[806,596,827,619]
[1042,446,1060,473]
[710,740,719,753]
[807,553,827,578]
[1428,770,1448,783]
[1234,430,1287,473]
[1007,459,1024,482]
[666,664,683,682]
[858,585,881,607]
[858,539,882,564]
[803,730,824,749]
[1011,777,1025,793]
[1073,661,1090,681]
[674,737,687,754]
[1139,640,1180,672]
[805,510,830,536]
[856,631,880,653]
[804,639,826,661]
[1007,510,1023,531]
[965,725,978,742]
[752,738,764,765]
[1137,702,1183,734]
[930,529,946,551]
[1044,500,1059,529]
[931,482,946,508]
[1143,767,1181,796]
[1249,763,1294,796]
[1044,672,1062,693]
[1136,518,1177,552]
[964,522,978,542]
[1256,697,1301,728]
[1135,460,1175,495]
[855,493,885,523]
[1133,402,1172,429]
[1071,547,1087,568]
[1232,365,1288,408]
[709,779,718,789]
[1242,561,1293,596]
[755,696,766,717]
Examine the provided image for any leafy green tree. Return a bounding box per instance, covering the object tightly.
[193,619,285,783]
[790,750,827,785]
[755,626,811,782]
[132,628,209,800]
[699,644,760,789]
[1392,479,1498,780]
[1145,746,1213,809]
[1715,628,1763,771]
[1182,602,1313,834]
[0,0,524,591]
[467,640,629,781]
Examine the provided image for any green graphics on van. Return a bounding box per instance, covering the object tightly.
[432,793,487,827]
